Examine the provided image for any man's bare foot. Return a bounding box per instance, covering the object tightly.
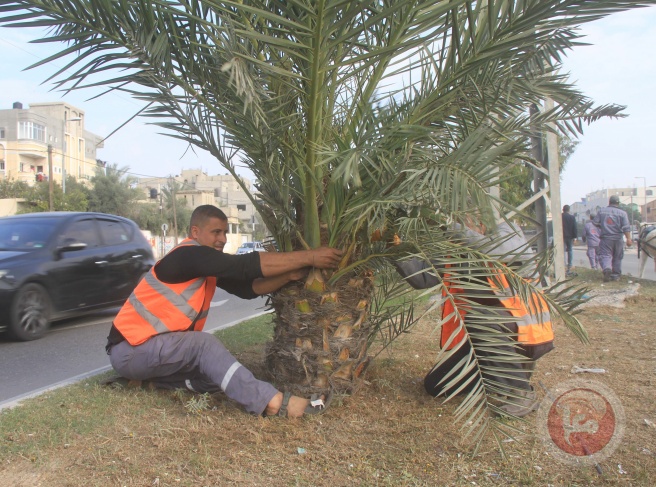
[264,392,326,418]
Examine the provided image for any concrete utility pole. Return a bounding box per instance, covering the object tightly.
[62,117,81,194]
[636,176,647,222]
[529,104,549,255]
[47,144,54,211]
[169,177,179,246]
[544,98,565,281]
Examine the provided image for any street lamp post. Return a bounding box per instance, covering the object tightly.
[62,117,82,194]
[630,193,634,232]
[636,176,647,223]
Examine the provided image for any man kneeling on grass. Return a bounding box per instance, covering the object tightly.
[105,205,341,418]
[394,219,554,417]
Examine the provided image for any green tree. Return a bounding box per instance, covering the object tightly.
[88,163,142,216]
[619,203,641,225]
[4,0,651,446]
[0,179,31,199]
[129,201,166,234]
[15,177,88,213]
[160,179,192,240]
[0,175,87,212]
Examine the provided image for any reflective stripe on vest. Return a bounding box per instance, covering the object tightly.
[113,239,217,346]
[440,272,553,349]
[487,272,553,346]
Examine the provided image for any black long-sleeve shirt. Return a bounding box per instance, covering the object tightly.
[155,245,263,299]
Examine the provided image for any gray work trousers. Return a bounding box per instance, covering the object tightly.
[109,331,278,415]
[598,238,624,277]
[586,246,599,269]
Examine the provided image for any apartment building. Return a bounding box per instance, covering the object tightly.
[570,185,655,223]
[138,169,256,223]
[0,101,104,187]
[136,169,259,251]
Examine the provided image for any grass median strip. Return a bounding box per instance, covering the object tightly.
[0,272,654,485]
[213,312,274,354]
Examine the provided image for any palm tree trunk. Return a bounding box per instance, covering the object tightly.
[265,270,374,395]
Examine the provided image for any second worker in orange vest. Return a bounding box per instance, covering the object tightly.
[394,220,554,417]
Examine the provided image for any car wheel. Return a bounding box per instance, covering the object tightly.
[9,283,52,341]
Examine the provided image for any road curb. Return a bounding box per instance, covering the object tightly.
[0,309,274,411]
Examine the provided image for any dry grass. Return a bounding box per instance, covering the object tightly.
[1,270,655,486]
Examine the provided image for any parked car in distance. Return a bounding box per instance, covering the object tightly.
[235,241,265,254]
[0,212,155,341]
[262,236,280,252]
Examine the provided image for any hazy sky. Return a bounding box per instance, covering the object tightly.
[559,5,656,205]
[1,6,654,203]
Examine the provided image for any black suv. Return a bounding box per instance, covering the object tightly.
[0,212,155,341]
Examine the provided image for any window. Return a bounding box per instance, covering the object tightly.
[0,161,5,172]
[647,190,653,196]
[18,121,46,142]
[97,218,132,246]
[61,218,100,248]
[0,127,5,138]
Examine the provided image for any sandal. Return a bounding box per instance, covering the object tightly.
[277,391,332,417]
[99,374,155,390]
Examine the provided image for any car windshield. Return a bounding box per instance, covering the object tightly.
[241,243,254,248]
[0,218,59,251]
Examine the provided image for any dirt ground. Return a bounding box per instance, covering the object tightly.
[1,269,655,486]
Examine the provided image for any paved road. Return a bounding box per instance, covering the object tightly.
[572,246,656,281]
[0,289,270,409]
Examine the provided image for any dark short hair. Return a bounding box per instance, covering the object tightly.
[609,195,620,205]
[563,205,570,212]
[190,205,227,229]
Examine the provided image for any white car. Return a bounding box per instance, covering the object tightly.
[236,241,265,254]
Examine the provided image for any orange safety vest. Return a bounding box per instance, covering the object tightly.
[113,239,217,346]
[440,270,553,350]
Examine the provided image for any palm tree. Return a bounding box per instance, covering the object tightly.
[2,0,651,444]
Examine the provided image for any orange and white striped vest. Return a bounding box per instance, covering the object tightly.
[440,269,553,350]
[113,239,217,346]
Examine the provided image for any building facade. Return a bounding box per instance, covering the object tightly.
[0,101,104,187]
[136,169,258,253]
[644,199,656,223]
[569,185,655,224]
[137,169,257,224]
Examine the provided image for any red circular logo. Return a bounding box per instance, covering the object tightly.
[537,380,624,466]
[547,388,615,456]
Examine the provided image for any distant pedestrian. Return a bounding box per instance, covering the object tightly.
[562,205,577,275]
[594,195,632,282]
[582,213,601,269]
